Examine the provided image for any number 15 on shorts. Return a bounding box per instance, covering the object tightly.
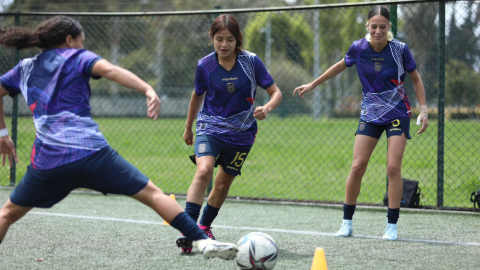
[230,152,247,167]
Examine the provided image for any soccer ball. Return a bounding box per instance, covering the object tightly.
[235,232,278,270]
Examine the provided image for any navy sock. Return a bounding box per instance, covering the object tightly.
[170,212,207,241]
[199,203,220,227]
[0,239,2,244]
[343,203,356,220]
[185,202,202,223]
[387,208,400,224]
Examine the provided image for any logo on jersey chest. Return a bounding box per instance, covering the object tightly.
[227,83,236,93]
[374,62,382,72]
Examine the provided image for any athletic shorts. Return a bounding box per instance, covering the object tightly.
[356,118,411,139]
[10,146,149,208]
[194,134,253,176]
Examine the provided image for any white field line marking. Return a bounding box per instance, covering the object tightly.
[29,211,480,247]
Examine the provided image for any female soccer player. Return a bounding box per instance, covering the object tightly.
[0,16,238,260]
[177,14,282,252]
[294,5,428,240]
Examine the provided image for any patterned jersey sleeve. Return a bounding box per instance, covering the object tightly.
[344,42,359,68]
[403,44,417,73]
[194,61,208,96]
[0,64,21,97]
[78,50,102,79]
[254,55,274,89]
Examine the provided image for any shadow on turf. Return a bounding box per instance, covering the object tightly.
[179,251,198,256]
[350,235,480,246]
[278,248,313,260]
[177,248,314,260]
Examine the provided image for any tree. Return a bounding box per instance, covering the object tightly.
[243,12,314,68]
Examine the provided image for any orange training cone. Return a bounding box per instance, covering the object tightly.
[311,247,328,270]
[163,194,177,225]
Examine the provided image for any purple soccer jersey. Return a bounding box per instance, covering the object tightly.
[345,38,417,125]
[0,48,109,169]
[194,50,274,146]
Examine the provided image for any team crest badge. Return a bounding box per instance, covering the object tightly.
[359,122,366,131]
[199,144,207,153]
[227,83,235,93]
[375,62,382,72]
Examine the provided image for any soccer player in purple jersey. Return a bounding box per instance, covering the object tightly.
[0,16,238,260]
[294,6,428,240]
[177,14,282,252]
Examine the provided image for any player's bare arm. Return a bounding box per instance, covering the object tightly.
[409,69,428,134]
[254,83,282,120]
[184,90,205,145]
[294,59,347,98]
[92,59,161,120]
[0,85,18,167]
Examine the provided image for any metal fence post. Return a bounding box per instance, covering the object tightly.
[9,12,20,187]
[437,0,446,207]
[312,0,321,120]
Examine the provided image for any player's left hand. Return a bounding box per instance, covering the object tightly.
[145,89,161,120]
[0,136,18,167]
[253,106,271,120]
[293,83,315,98]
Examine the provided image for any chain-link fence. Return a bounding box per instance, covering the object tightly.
[0,0,479,210]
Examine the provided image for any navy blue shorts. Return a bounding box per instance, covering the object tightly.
[195,134,253,176]
[10,146,149,208]
[356,118,411,139]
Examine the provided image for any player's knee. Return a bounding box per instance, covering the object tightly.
[213,182,231,194]
[386,164,401,178]
[350,161,368,175]
[0,208,20,224]
[194,166,214,181]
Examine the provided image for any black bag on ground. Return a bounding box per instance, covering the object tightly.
[470,190,480,211]
[383,178,421,208]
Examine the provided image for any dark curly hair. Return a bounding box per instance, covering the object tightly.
[0,16,83,50]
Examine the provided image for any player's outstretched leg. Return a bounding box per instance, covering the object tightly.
[193,238,238,260]
[335,219,353,237]
[176,202,202,253]
[0,200,32,242]
[131,181,238,256]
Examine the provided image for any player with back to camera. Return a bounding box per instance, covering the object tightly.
[293,5,428,240]
[177,14,282,252]
[0,15,238,260]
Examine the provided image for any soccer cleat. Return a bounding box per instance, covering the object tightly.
[335,219,353,237]
[193,238,238,260]
[199,224,216,240]
[176,235,193,253]
[382,223,398,241]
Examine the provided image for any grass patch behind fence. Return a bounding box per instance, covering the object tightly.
[1,116,479,208]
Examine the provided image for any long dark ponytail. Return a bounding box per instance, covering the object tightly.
[0,16,83,50]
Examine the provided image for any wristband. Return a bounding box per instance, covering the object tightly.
[416,105,428,125]
[0,128,8,137]
[419,104,428,115]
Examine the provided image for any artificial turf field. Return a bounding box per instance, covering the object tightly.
[0,188,479,270]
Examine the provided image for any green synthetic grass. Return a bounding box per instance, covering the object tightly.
[0,189,479,270]
[1,116,479,208]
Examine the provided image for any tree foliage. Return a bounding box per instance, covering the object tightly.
[243,12,314,68]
